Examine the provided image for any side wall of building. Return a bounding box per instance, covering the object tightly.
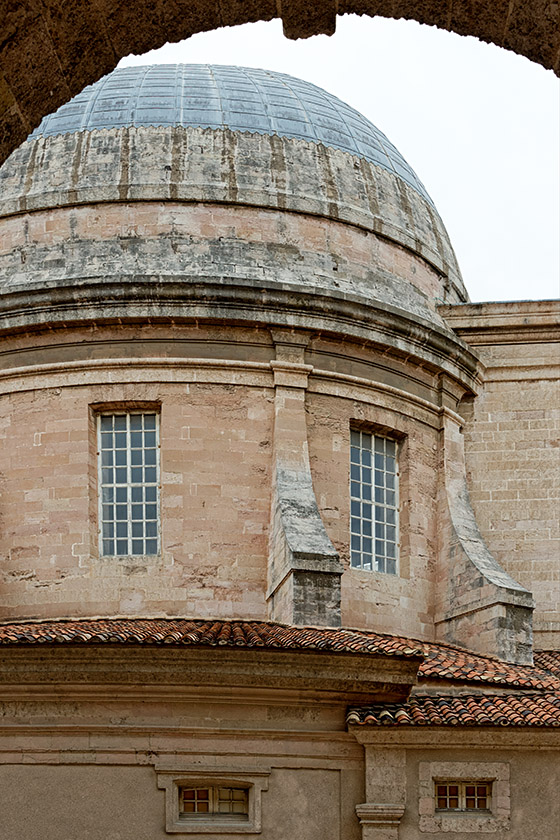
[441,301,560,650]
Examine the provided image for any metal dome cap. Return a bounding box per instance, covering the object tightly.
[29,64,433,206]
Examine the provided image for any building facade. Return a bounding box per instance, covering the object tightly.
[0,65,558,839]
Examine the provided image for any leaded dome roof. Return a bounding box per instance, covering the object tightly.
[29,64,433,204]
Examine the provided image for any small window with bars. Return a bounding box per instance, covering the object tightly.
[97,412,160,557]
[350,429,399,573]
[180,787,249,821]
[435,781,491,812]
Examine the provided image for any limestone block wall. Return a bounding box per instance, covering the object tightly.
[0,317,456,639]
[0,335,275,620]
[0,306,537,661]
[434,406,533,664]
[441,301,560,650]
[305,375,440,641]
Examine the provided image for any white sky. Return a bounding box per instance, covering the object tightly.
[120,15,559,303]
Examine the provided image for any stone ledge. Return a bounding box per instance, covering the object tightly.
[355,802,405,826]
[0,646,419,703]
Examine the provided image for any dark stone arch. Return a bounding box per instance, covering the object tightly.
[1,1,558,165]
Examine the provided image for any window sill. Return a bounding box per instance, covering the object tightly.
[420,813,509,833]
[100,553,161,561]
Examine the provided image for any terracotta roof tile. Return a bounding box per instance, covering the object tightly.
[419,642,560,690]
[1,618,558,692]
[347,692,560,727]
[534,651,560,679]
[0,618,424,659]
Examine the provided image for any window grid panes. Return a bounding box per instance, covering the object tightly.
[350,429,399,574]
[180,787,248,820]
[435,781,491,812]
[182,788,211,814]
[97,413,160,557]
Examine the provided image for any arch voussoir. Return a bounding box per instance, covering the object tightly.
[1,0,558,166]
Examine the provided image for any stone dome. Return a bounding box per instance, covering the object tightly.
[0,63,469,347]
[0,61,485,644]
[29,64,433,205]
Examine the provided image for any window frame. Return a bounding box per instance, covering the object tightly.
[96,409,161,558]
[179,785,249,821]
[434,780,492,813]
[350,427,400,575]
[157,769,269,835]
[418,761,510,833]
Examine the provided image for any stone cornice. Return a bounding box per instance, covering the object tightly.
[0,277,481,392]
[440,300,560,345]
[0,356,467,434]
[351,727,560,748]
[0,646,419,703]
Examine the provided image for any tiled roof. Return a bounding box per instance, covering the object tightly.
[347,692,560,727]
[534,650,560,679]
[419,641,560,690]
[1,618,558,692]
[0,618,423,659]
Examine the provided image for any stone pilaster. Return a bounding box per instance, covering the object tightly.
[355,747,406,840]
[267,330,342,626]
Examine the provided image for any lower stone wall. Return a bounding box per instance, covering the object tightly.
[0,683,364,840]
[0,764,364,840]
[352,732,560,840]
[3,719,559,839]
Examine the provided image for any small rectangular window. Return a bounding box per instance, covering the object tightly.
[97,412,160,556]
[435,781,491,812]
[180,787,248,821]
[350,429,399,573]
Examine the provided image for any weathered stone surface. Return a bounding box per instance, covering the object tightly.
[267,341,343,627]
[435,406,534,664]
[0,127,466,301]
[0,124,482,393]
[0,645,418,700]
[268,465,343,626]
[0,316,468,640]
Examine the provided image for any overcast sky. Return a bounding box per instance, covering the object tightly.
[120,15,559,303]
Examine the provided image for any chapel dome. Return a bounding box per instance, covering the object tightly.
[0,64,469,337]
[28,64,433,205]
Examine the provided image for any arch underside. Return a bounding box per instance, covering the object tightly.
[1,1,559,166]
